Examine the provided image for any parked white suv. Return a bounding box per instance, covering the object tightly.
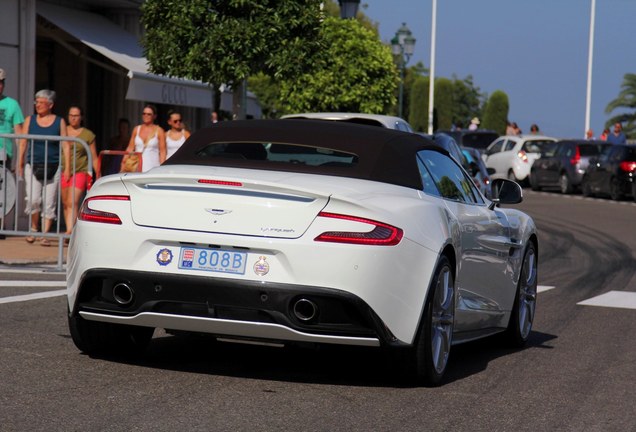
[483,135,557,184]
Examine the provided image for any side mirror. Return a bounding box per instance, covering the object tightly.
[487,167,496,175]
[489,178,523,209]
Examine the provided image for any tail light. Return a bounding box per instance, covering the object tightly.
[570,146,581,165]
[619,161,636,172]
[78,195,129,225]
[314,212,403,246]
[517,150,528,163]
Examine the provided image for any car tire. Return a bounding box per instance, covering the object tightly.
[504,242,537,348]
[559,173,573,194]
[68,312,154,356]
[632,183,636,202]
[398,256,455,386]
[529,172,541,191]
[610,178,623,201]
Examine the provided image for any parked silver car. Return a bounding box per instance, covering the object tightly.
[282,112,413,132]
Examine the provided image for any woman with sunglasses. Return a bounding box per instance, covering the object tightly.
[122,104,166,172]
[165,110,190,159]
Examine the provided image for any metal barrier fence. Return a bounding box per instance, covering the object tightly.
[0,133,93,270]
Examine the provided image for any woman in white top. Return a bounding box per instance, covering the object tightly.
[165,110,190,159]
[123,104,166,172]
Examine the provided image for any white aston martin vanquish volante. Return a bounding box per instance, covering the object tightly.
[67,119,538,386]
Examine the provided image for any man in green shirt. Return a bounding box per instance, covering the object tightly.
[0,68,25,170]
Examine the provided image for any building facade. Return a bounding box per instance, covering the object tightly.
[1,0,261,154]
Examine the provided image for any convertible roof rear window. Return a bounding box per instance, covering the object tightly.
[164,119,444,190]
[196,141,358,167]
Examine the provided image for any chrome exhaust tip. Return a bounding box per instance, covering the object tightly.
[293,298,318,322]
[112,282,134,306]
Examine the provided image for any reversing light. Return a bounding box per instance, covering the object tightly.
[619,161,636,172]
[198,179,243,187]
[78,195,129,225]
[517,150,528,163]
[314,212,403,246]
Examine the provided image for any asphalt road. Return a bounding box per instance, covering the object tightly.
[1,191,635,432]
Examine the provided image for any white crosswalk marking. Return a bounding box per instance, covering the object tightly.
[0,289,67,304]
[537,285,555,293]
[578,291,636,310]
[0,281,66,288]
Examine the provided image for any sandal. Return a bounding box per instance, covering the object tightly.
[25,236,36,244]
[40,237,51,247]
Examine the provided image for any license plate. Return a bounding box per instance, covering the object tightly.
[178,247,247,275]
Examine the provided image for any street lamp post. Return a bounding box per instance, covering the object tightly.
[391,23,416,119]
[338,0,360,19]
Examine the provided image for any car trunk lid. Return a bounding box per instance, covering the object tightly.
[122,172,329,239]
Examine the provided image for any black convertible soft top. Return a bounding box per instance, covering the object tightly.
[164,119,443,190]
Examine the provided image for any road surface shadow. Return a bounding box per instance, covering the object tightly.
[79,329,557,388]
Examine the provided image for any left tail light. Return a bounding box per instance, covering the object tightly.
[517,150,528,163]
[78,195,130,225]
[314,212,403,246]
[569,146,581,165]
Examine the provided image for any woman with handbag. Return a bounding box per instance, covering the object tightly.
[121,104,166,173]
[16,89,67,246]
[62,105,100,240]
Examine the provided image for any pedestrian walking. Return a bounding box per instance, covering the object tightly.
[165,110,190,159]
[62,105,99,238]
[121,104,166,172]
[17,89,67,246]
[0,68,25,170]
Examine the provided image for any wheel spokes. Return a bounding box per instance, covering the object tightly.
[431,267,454,372]
[519,250,537,337]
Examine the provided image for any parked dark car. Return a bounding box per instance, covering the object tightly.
[420,132,467,166]
[422,133,494,198]
[529,140,609,193]
[462,146,495,198]
[581,144,636,201]
[438,129,500,153]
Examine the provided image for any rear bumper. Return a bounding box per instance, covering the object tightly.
[71,268,404,347]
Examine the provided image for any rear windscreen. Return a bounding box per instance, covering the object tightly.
[196,142,358,167]
[522,140,555,153]
[461,133,499,149]
[579,144,606,156]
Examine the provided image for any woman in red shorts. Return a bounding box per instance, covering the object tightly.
[62,105,100,237]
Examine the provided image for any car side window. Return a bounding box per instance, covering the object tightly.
[416,157,441,197]
[504,140,516,152]
[417,150,481,204]
[487,139,504,155]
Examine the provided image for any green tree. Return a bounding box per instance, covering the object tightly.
[278,16,398,114]
[408,75,429,132]
[434,78,454,130]
[451,75,483,128]
[605,72,636,138]
[482,90,509,135]
[140,0,324,118]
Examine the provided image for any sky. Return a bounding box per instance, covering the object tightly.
[361,0,636,138]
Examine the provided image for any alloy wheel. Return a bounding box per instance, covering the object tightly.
[517,246,537,340]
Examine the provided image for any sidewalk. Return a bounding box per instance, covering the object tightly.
[0,235,67,266]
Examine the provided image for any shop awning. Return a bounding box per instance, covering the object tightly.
[37,2,214,109]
